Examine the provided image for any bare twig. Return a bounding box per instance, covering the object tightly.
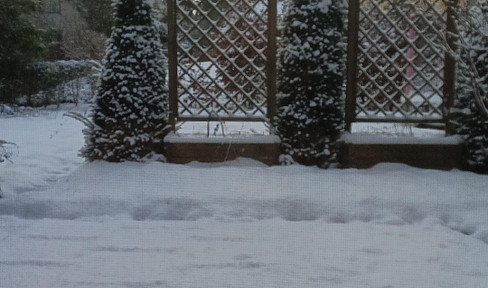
[63,111,95,129]
[442,2,488,119]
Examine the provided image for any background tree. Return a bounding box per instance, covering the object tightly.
[82,0,169,162]
[75,0,113,37]
[76,0,167,38]
[273,0,346,167]
[0,0,45,102]
[59,8,107,60]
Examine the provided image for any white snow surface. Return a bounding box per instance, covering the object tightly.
[165,132,280,144]
[342,133,464,145]
[1,106,488,287]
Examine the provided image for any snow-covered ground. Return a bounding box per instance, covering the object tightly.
[1,106,488,288]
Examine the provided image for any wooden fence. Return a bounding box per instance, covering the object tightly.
[167,0,277,129]
[345,0,458,131]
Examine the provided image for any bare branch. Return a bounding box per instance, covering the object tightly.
[63,112,95,129]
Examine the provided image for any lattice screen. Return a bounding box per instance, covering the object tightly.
[174,0,270,121]
[355,0,448,121]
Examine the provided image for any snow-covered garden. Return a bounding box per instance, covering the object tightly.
[1,105,488,287]
[2,0,488,286]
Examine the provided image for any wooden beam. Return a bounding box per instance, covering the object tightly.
[345,0,361,132]
[176,116,269,122]
[353,117,445,124]
[167,0,178,131]
[266,0,278,121]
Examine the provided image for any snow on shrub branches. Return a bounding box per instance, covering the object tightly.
[82,0,169,162]
[273,0,346,167]
[451,2,488,173]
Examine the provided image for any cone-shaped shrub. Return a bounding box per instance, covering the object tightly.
[82,0,169,162]
[274,0,346,167]
[452,4,488,173]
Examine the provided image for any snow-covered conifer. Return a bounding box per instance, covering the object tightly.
[82,0,169,162]
[451,4,488,173]
[273,0,346,167]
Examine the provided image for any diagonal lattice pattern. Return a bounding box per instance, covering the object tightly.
[356,0,447,121]
[176,0,268,120]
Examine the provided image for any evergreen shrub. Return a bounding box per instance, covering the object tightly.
[452,4,488,173]
[82,0,169,162]
[273,0,346,167]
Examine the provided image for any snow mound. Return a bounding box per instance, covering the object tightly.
[1,161,487,246]
[131,198,213,221]
[474,228,488,244]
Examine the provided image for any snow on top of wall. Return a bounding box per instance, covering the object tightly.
[164,132,281,144]
[342,133,464,145]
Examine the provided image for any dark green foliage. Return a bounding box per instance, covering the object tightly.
[82,0,169,162]
[76,0,114,36]
[0,0,45,102]
[451,5,488,173]
[18,61,94,106]
[273,0,346,167]
[76,0,167,38]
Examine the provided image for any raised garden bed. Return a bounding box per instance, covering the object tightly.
[340,134,465,170]
[164,133,281,166]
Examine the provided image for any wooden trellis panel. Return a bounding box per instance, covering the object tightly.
[346,0,457,129]
[168,0,277,126]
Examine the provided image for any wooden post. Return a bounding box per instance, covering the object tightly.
[167,0,178,131]
[345,0,361,132]
[266,0,278,121]
[444,0,458,136]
